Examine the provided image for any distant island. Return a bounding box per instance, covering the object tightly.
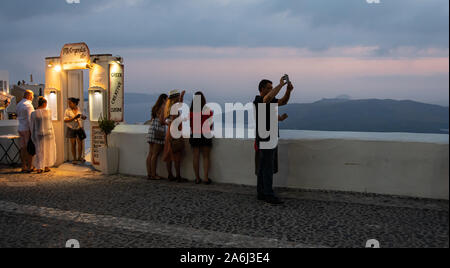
[121,92,449,134]
[279,98,449,134]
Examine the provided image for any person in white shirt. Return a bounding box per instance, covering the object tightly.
[16,90,35,172]
[30,97,56,173]
[64,97,87,164]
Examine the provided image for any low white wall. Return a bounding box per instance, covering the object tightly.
[0,120,19,165]
[0,120,19,135]
[110,125,449,200]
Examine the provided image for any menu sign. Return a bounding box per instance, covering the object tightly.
[91,126,106,166]
[90,64,107,89]
[109,64,124,122]
[60,43,90,70]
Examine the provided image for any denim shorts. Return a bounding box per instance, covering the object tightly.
[66,127,79,139]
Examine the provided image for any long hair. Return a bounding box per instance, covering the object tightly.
[190,91,207,113]
[164,97,178,119]
[151,94,168,119]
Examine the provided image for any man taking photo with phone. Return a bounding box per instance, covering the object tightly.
[254,75,294,205]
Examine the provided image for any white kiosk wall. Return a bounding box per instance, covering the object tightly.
[44,43,124,168]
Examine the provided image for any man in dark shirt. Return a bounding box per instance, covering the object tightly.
[254,77,294,204]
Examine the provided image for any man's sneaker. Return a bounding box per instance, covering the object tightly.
[265,196,284,205]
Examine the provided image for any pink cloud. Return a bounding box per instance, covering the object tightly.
[116,46,449,104]
[127,54,449,80]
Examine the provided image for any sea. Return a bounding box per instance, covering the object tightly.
[82,102,449,157]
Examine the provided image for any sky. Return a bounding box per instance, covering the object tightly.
[0,0,448,105]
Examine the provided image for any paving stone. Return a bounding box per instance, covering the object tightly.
[0,165,448,248]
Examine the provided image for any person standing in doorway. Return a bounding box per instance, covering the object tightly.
[254,76,294,205]
[16,90,35,172]
[146,93,168,180]
[30,97,56,173]
[64,98,87,164]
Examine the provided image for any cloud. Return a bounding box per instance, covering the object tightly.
[0,0,448,50]
[117,46,449,60]
[0,0,97,20]
[0,0,448,105]
[117,46,448,105]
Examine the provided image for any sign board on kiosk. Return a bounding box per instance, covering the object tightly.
[60,42,90,70]
[91,126,106,166]
[109,63,124,122]
[90,63,108,90]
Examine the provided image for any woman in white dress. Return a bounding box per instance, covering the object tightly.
[30,97,56,173]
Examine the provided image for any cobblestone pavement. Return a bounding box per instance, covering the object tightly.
[0,165,448,248]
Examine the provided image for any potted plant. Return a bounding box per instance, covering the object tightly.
[98,114,119,175]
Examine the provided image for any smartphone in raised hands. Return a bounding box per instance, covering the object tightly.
[283,74,290,84]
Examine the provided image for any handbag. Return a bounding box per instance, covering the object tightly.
[170,138,184,153]
[76,128,87,141]
[27,139,36,156]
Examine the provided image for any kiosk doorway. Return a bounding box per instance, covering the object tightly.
[66,70,87,163]
[44,43,124,169]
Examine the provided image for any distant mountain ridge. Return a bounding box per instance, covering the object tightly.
[117,92,448,134]
[279,98,449,134]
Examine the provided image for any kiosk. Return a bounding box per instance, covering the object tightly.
[44,43,124,169]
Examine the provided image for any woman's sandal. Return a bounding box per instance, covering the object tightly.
[24,168,36,173]
[195,178,202,184]
[176,177,188,183]
[168,175,177,182]
[148,175,164,181]
[204,178,213,185]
